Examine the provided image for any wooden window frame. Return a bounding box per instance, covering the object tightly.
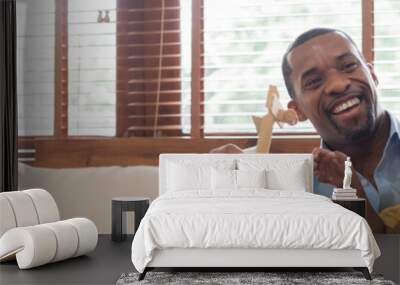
[25,0,376,139]
[362,0,374,64]
[54,0,68,138]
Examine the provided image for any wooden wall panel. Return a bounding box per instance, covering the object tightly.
[19,137,320,168]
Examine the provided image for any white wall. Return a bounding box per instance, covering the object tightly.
[18,163,159,234]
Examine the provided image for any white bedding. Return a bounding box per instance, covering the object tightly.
[131,190,380,273]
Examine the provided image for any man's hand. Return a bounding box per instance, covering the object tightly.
[313,148,388,233]
[312,147,348,187]
[209,143,244,153]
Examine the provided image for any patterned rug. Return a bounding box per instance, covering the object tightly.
[116,271,396,285]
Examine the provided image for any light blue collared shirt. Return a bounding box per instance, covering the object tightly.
[314,112,400,213]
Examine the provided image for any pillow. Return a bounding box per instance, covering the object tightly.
[211,169,267,191]
[237,158,309,191]
[211,168,236,191]
[266,164,307,191]
[167,162,211,191]
[236,169,267,189]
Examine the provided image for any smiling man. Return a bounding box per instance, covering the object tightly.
[282,27,400,233]
[211,28,400,233]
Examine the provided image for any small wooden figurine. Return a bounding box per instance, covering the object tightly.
[252,85,298,153]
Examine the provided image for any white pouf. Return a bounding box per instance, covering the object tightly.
[0,189,98,269]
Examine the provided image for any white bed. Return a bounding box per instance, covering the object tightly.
[131,154,380,280]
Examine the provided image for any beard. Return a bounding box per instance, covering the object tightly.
[327,103,375,143]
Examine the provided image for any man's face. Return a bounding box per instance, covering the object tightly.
[287,32,379,144]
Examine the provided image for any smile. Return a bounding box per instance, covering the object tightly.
[332,97,361,114]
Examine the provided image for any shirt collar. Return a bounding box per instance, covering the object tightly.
[387,111,400,143]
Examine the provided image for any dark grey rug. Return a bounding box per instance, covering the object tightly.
[116,271,396,285]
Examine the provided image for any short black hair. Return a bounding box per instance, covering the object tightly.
[281,28,363,99]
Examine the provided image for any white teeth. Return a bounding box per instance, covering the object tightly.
[332,97,360,114]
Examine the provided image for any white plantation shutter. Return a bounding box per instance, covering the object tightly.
[17,0,55,135]
[197,0,363,134]
[68,0,116,136]
[374,0,400,120]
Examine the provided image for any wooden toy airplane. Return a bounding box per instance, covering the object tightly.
[252,85,298,153]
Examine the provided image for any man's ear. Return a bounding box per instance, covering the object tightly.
[366,63,379,86]
[287,100,307,121]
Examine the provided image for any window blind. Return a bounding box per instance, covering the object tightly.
[16,0,55,136]
[117,0,183,137]
[68,0,116,136]
[374,0,400,120]
[187,0,363,135]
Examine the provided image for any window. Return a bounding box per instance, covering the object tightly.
[17,0,400,139]
[191,0,363,135]
[374,0,400,119]
[116,0,365,137]
[116,0,183,137]
[17,0,55,136]
[68,0,116,136]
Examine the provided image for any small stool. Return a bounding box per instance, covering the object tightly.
[112,197,150,242]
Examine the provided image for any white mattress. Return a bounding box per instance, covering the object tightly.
[131,190,380,273]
